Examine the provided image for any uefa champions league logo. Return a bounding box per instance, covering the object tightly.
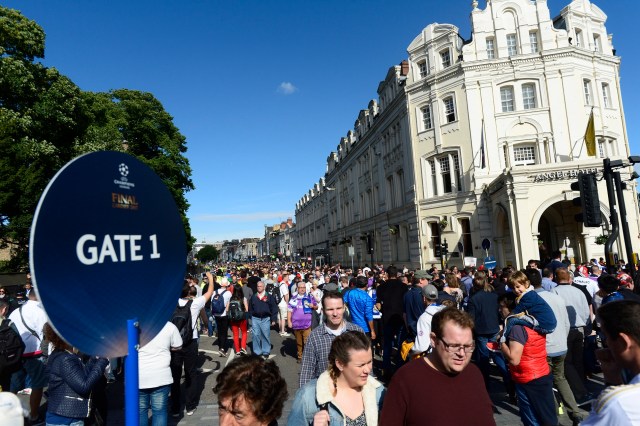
[119,163,129,178]
[114,162,135,189]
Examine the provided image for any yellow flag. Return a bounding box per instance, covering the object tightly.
[585,110,596,156]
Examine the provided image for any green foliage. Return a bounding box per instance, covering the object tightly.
[196,245,219,264]
[0,6,195,271]
[0,7,45,60]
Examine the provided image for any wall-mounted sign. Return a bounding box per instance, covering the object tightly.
[533,168,598,183]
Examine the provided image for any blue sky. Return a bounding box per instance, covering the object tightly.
[4,0,639,243]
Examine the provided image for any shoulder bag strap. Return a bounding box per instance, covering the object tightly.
[19,306,41,341]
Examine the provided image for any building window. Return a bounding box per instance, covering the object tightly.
[421,105,433,130]
[593,34,601,52]
[529,31,539,53]
[427,154,461,197]
[486,38,495,59]
[429,160,437,196]
[440,49,451,68]
[500,86,515,112]
[459,218,473,256]
[513,145,536,165]
[507,34,518,56]
[522,83,537,109]
[575,28,584,48]
[602,83,611,108]
[418,60,428,78]
[386,176,395,209]
[453,153,462,191]
[598,140,605,158]
[440,157,452,193]
[429,222,441,259]
[443,96,456,123]
[583,79,592,105]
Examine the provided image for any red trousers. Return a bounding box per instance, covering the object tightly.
[230,319,248,353]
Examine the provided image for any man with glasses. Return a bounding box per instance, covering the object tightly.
[380,307,495,425]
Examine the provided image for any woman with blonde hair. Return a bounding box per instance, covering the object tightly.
[288,331,385,425]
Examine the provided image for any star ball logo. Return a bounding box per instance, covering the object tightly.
[119,163,129,178]
[113,162,135,190]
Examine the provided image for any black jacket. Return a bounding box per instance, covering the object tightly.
[46,350,109,419]
[248,293,278,322]
[466,289,501,335]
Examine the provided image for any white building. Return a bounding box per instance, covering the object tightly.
[297,0,639,270]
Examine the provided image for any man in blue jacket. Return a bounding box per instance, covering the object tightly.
[344,276,375,340]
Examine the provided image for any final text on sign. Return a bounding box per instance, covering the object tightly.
[76,234,161,265]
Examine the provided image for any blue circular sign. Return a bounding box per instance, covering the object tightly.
[30,151,186,357]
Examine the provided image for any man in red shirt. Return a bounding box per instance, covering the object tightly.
[380,307,495,425]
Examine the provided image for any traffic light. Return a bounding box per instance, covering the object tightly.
[571,172,602,227]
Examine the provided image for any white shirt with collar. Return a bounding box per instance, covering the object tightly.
[582,373,640,425]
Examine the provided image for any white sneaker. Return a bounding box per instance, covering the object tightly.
[186,408,197,416]
[281,332,291,337]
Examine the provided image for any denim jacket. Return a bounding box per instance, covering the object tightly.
[46,350,108,419]
[287,371,385,426]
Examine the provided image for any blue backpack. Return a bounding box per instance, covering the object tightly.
[211,290,228,315]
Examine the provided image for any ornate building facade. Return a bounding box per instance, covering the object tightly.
[296,0,639,269]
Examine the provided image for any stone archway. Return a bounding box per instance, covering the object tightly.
[536,200,584,265]
[533,195,611,266]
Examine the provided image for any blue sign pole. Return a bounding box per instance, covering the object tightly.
[125,318,140,426]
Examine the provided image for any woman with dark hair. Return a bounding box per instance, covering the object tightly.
[213,355,288,426]
[288,331,385,425]
[229,284,249,356]
[43,323,109,426]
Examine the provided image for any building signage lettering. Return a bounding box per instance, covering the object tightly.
[533,168,598,182]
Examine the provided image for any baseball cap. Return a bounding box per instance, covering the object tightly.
[422,284,438,300]
[415,270,433,280]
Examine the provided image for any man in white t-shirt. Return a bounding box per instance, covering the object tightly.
[139,321,182,425]
[170,272,214,417]
[278,276,291,336]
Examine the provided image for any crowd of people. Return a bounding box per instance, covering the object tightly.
[2,255,640,425]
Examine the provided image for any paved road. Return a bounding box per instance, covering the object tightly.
[18,329,604,425]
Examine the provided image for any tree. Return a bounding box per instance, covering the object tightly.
[0,7,91,271]
[0,6,194,271]
[196,245,219,264]
[81,89,195,248]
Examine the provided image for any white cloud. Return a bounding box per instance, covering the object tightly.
[194,211,293,222]
[277,82,298,95]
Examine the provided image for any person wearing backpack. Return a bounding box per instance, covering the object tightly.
[212,278,232,357]
[228,284,249,356]
[170,272,214,418]
[8,287,47,425]
[0,299,24,393]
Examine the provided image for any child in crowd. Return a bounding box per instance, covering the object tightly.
[501,271,556,340]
